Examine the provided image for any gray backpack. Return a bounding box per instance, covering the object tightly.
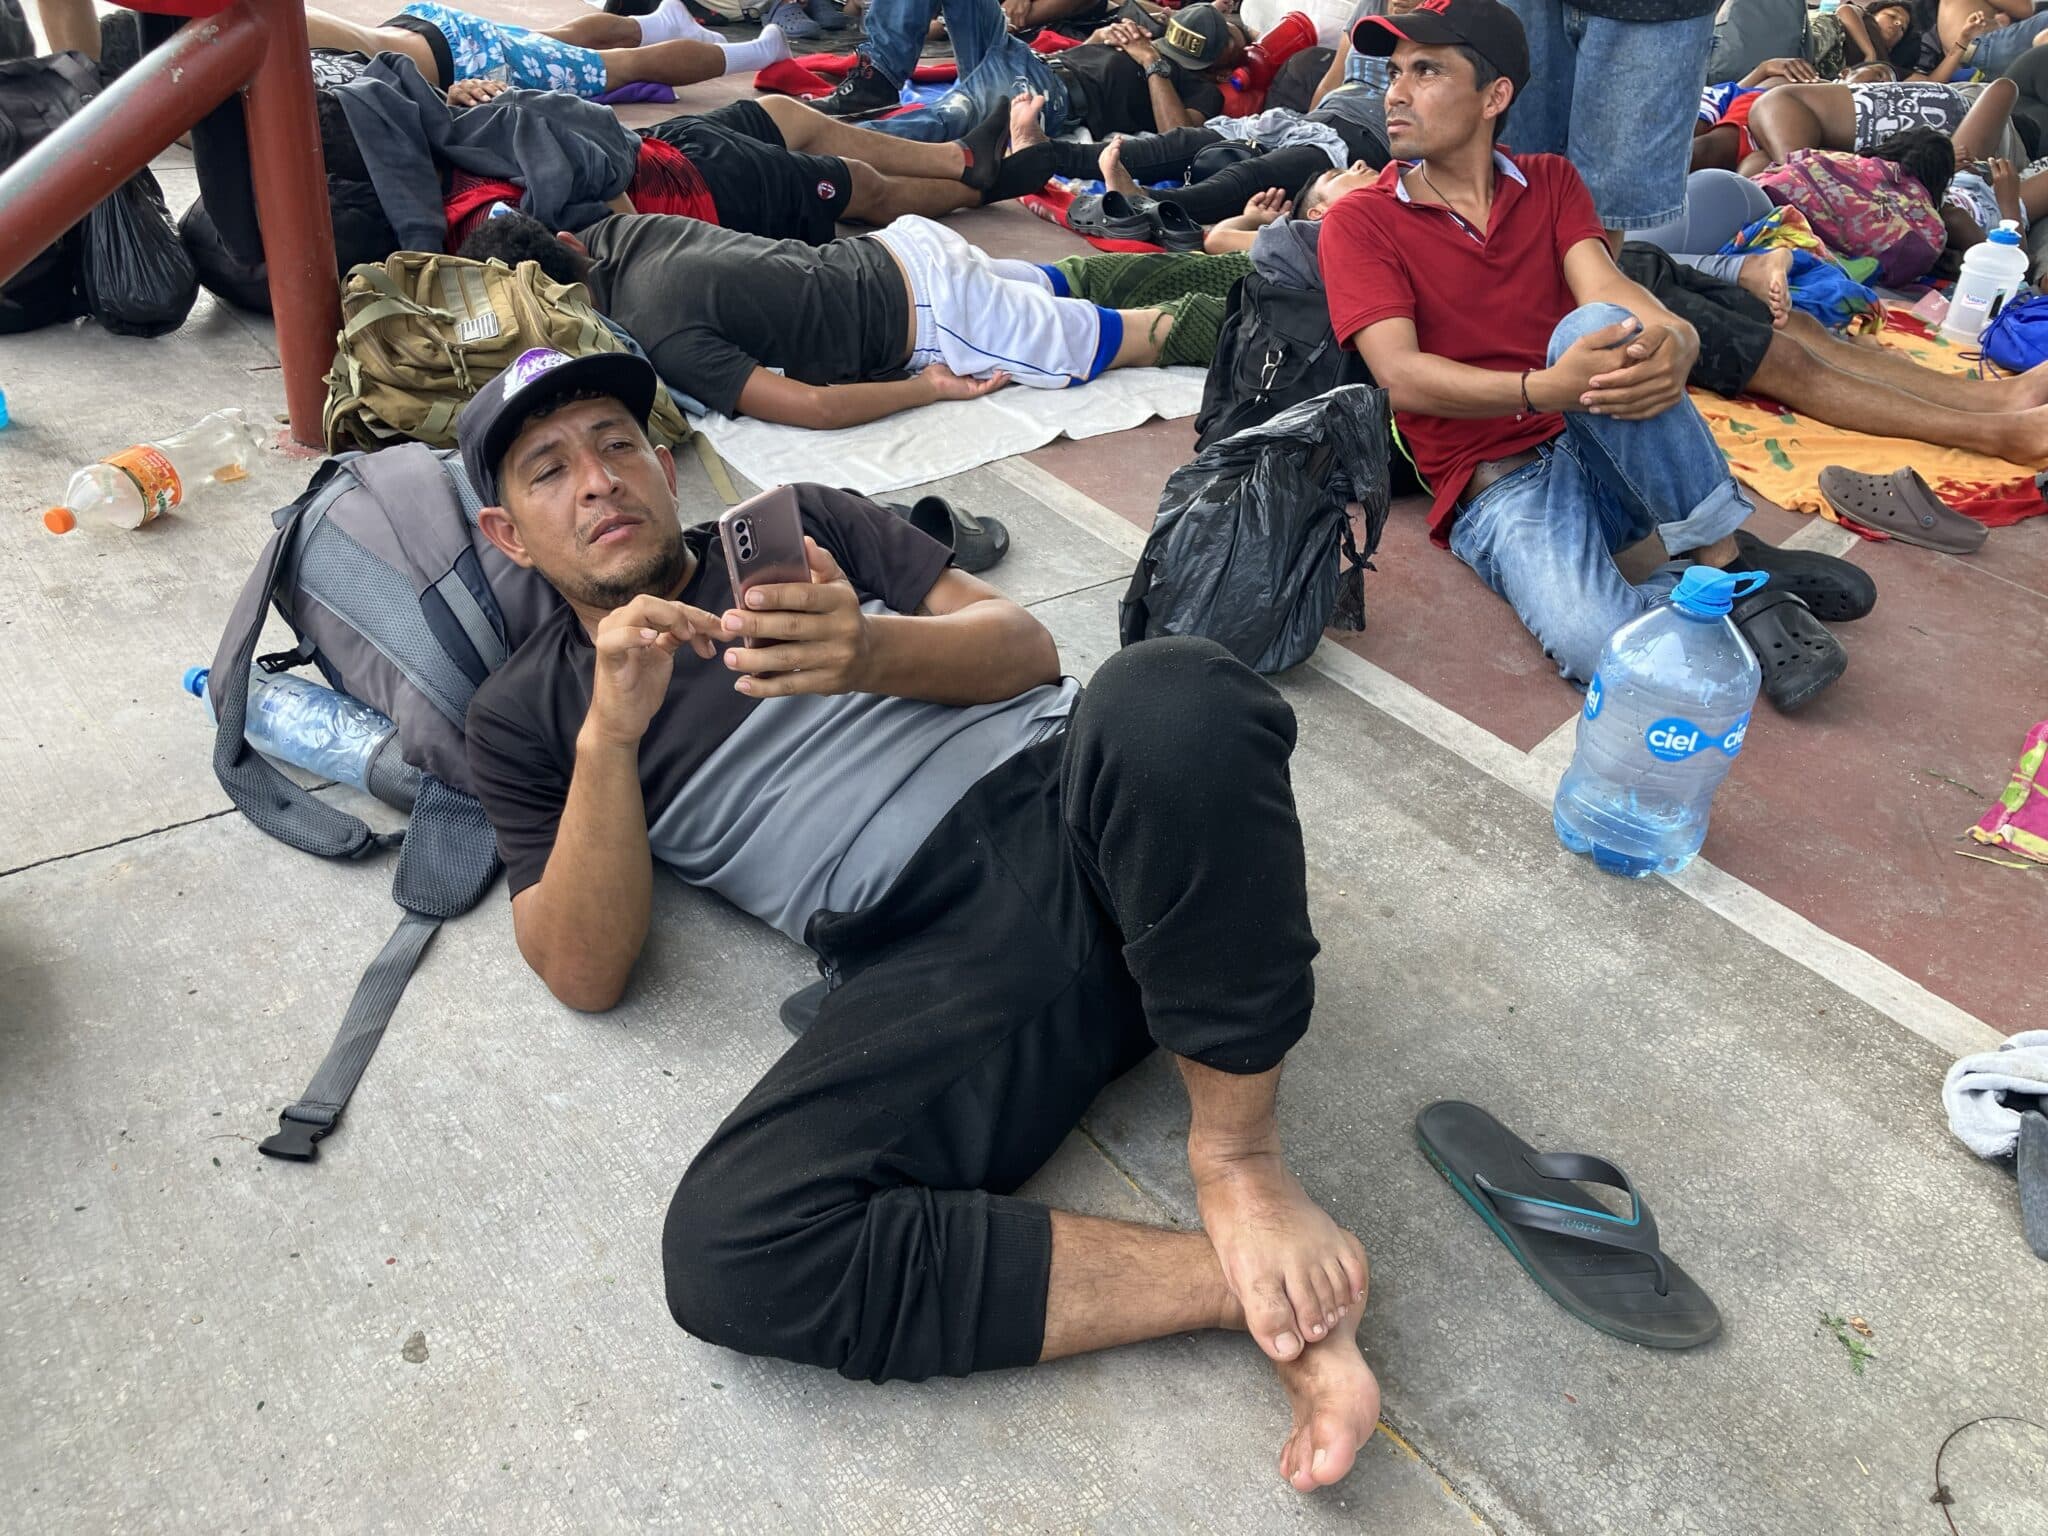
[211,443,563,1162]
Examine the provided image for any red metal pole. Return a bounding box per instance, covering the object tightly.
[243,0,340,448]
[0,9,265,286]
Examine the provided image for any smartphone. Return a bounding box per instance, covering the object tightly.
[718,485,809,648]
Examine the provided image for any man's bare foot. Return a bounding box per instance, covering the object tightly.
[1274,1322,1382,1492]
[1098,136,1142,200]
[2010,359,2048,411]
[1192,1136,1369,1362]
[1736,247,1795,327]
[1989,401,2048,465]
[1008,91,1048,151]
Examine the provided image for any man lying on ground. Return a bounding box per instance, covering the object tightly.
[818,0,1245,140]
[1324,0,1872,708]
[458,209,1221,428]
[453,345,1379,1493]
[1746,75,2030,164]
[441,81,1053,250]
[303,0,789,101]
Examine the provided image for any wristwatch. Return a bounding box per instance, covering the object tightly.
[1144,59,1174,79]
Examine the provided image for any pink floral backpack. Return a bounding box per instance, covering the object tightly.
[1753,150,1945,287]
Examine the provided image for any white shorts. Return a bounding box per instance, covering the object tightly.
[871,216,1112,391]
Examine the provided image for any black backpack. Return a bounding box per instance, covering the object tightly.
[0,50,99,334]
[1193,270,1374,452]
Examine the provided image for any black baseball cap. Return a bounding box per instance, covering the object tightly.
[457,346,658,508]
[1352,0,1530,98]
[1158,3,1232,70]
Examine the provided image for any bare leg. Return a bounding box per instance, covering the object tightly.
[1690,124,1743,173]
[1953,77,2019,163]
[1747,84,1855,162]
[841,160,977,221]
[1783,310,2048,410]
[1734,247,1794,326]
[547,13,644,48]
[1749,329,2048,461]
[1040,1210,1381,1494]
[35,0,99,57]
[754,93,972,179]
[597,39,730,90]
[1179,1060,1370,1363]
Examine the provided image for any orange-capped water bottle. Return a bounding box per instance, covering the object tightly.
[44,408,266,534]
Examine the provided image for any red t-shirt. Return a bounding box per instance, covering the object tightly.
[443,138,720,252]
[1319,152,1607,544]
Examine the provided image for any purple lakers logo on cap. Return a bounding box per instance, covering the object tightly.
[507,347,572,391]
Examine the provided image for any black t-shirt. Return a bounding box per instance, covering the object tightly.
[465,492,952,899]
[576,213,913,418]
[1049,44,1224,137]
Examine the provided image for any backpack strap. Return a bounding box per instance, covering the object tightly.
[259,778,501,1161]
[211,473,396,861]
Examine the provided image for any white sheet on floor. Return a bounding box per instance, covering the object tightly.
[686,367,1208,497]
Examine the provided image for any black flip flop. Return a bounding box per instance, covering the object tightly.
[1732,587,1846,712]
[906,496,1009,574]
[1816,466,1988,555]
[1727,529,1876,623]
[1416,1102,1722,1349]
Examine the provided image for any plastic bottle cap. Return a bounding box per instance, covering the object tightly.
[1989,224,2022,246]
[182,666,210,698]
[42,507,75,534]
[1669,565,1769,618]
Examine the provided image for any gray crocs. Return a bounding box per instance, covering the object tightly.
[1817,466,1988,554]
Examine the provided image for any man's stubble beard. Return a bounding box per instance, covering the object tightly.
[559,519,692,612]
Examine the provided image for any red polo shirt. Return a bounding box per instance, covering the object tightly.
[1319,151,1606,544]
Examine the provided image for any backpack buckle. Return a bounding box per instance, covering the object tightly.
[1260,349,1282,391]
[257,1108,333,1162]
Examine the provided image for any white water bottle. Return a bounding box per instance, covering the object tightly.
[43,408,267,535]
[1941,221,2028,344]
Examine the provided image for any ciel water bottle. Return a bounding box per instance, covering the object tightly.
[184,666,420,810]
[1553,567,1769,878]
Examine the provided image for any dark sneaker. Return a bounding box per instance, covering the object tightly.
[817,58,901,118]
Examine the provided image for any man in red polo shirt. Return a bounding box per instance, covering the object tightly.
[1320,0,1871,710]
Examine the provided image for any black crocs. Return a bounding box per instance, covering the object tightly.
[1733,587,1846,712]
[1726,530,1876,623]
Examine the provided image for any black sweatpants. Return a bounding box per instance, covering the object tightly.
[662,638,1319,1384]
[1047,124,1387,223]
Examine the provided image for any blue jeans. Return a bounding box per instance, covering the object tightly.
[860,0,1071,142]
[1447,304,1753,684]
[1970,13,2048,74]
[1501,2,1715,229]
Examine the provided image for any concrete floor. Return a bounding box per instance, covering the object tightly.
[4,19,2047,1535]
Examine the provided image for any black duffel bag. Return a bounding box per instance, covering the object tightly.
[0,49,100,334]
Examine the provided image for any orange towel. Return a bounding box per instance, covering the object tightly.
[1700,315,2045,534]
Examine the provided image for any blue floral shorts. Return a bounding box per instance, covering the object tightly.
[398,2,609,99]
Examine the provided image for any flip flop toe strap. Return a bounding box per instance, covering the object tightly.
[1474,1152,1672,1296]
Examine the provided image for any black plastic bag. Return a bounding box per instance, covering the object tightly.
[181,177,399,316]
[79,167,198,337]
[1119,385,1393,675]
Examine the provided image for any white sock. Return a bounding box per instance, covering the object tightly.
[719,22,790,74]
[636,0,721,45]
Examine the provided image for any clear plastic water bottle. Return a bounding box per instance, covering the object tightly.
[1552,567,1769,878]
[183,666,420,810]
[1941,221,2028,344]
[44,408,267,535]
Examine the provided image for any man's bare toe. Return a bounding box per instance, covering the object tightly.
[1274,1329,1381,1493]
[1007,91,1046,149]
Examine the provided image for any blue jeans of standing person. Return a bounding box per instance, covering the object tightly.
[859,0,1072,142]
[1447,304,1753,683]
[1971,13,2048,74]
[1501,1,1716,229]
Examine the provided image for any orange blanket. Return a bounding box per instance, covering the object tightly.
[1698,315,2045,534]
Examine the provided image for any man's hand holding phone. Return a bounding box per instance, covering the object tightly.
[584,594,723,748]
[720,537,874,698]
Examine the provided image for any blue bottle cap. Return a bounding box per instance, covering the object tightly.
[1669,566,1768,618]
[182,666,210,698]
[1989,221,2021,246]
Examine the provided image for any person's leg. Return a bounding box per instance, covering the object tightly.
[1566,13,1717,232]
[1165,144,1336,224]
[1632,169,1775,256]
[1999,46,2048,160]
[1745,83,1854,161]
[306,9,444,81]
[546,0,723,49]
[865,37,1064,142]
[137,12,264,265]
[596,34,788,93]
[1047,250,1252,307]
[843,158,980,220]
[856,0,946,83]
[1971,13,2048,75]
[1953,76,2020,163]
[34,0,97,56]
[752,93,979,179]
[1549,302,1753,570]
[1500,0,1573,156]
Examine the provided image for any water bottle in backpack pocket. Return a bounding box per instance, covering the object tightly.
[184,665,420,809]
[1553,568,1768,878]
